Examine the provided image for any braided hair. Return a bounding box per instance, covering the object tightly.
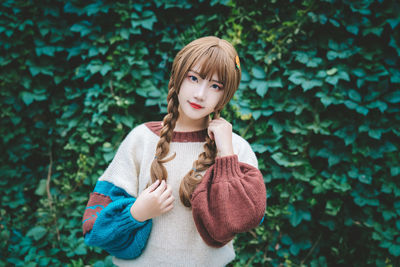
[148,36,241,207]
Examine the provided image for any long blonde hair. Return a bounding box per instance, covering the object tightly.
[149,36,241,207]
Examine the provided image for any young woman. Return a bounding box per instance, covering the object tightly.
[82,36,266,266]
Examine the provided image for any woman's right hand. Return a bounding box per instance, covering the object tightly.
[130,180,175,222]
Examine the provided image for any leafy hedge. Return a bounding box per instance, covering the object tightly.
[1,0,399,266]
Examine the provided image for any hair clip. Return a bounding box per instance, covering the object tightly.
[235,55,241,70]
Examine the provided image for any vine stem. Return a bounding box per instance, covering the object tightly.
[241,119,254,138]
[46,149,60,241]
[301,234,322,265]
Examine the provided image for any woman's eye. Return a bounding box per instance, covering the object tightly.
[211,84,222,90]
[188,75,198,82]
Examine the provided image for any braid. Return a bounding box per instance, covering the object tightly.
[149,87,180,185]
[179,112,221,207]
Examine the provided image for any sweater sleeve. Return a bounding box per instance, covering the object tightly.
[82,126,151,259]
[191,138,267,248]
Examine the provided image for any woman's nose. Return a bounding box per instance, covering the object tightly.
[194,81,207,100]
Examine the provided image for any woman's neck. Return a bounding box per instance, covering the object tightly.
[174,116,209,132]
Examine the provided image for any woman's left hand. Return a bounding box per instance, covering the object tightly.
[207,117,234,157]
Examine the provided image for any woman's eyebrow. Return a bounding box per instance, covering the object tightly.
[189,70,224,85]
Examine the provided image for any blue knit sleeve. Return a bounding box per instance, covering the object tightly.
[82,180,152,259]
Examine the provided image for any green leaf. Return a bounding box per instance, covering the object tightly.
[288,72,304,85]
[252,110,261,120]
[272,152,305,167]
[70,21,92,37]
[20,92,35,106]
[255,81,268,97]
[358,174,372,184]
[251,143,269,153]
[348,90,361,102]
[301,80,322,91]
[252,66,266,79]
[267,77,283,88]
[391,166,400,176]
[346,25,359,35]
[34,179,47,196]
[366,100,387,112]
[325,199,342,216]
[100,64,112,76]
[288,205,311,227]
[389,244,400,257]
[326,68,338,76]
[384,91,400,103]
[74,243,87,255]
[368,129,382,139]
[27,226,47,241]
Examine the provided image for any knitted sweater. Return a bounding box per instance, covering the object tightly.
[82,121,266,267]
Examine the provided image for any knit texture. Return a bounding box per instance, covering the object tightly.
[83,121,266,266]
[83,181,152,259]
[191,154,266,247]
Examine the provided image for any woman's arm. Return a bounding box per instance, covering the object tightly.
[83,181,152,259]
[191,137,267,247]
[82,126,151,259]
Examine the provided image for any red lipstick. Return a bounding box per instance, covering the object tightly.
[189,102,203,109]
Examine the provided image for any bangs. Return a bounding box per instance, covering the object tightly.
[193,47,229,86]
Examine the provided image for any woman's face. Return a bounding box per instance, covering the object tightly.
[177,62,224,123]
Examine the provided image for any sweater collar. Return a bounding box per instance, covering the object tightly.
[145,121,207,142]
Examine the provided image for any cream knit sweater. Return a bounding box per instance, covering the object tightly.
[95,121,260,267]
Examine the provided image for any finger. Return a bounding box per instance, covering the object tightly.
[147,179,160,192]
[154,180,166,195]
[162,195,175,207]
[163,204,174,213]
[160,185,172,201]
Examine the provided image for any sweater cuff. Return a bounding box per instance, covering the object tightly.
[213,154,242,183]
[118,202,148,232]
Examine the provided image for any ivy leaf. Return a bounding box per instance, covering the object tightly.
[252,110,261,120]
[301,80,322,91]
[251,143,269,153]
[346,25,359,35]
[70,21,92,37]
[326,68,338,76]
[35,179,47,196]
[267,77,283,88]
[20,92,35,106]
[389,244,400,257]
[272,152,305,167]
[325,199,342,216]
[358,174,372,184]
[252,66,266,79]
[253,80,268,97]
[384,91,400,103]
[288,205,311,227]
[27,226,47,241]
[348,90,361,102]
[100,64,112,76]
[391,166,400,176]
[74,243,87,255]
[366,100,387,112]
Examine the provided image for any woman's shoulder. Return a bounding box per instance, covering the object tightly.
[232,131,253,151]
[231,131,258,168]
[126,121,161,139]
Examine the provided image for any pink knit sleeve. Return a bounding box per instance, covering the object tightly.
[191,154,266,247]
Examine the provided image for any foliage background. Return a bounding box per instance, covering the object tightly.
[1,0,399,266]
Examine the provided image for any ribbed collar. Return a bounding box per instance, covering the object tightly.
[145,121,207,142]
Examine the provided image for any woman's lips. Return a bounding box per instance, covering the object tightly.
[189,102,203,109]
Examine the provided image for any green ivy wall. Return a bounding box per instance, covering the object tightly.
[1,0,399,266]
